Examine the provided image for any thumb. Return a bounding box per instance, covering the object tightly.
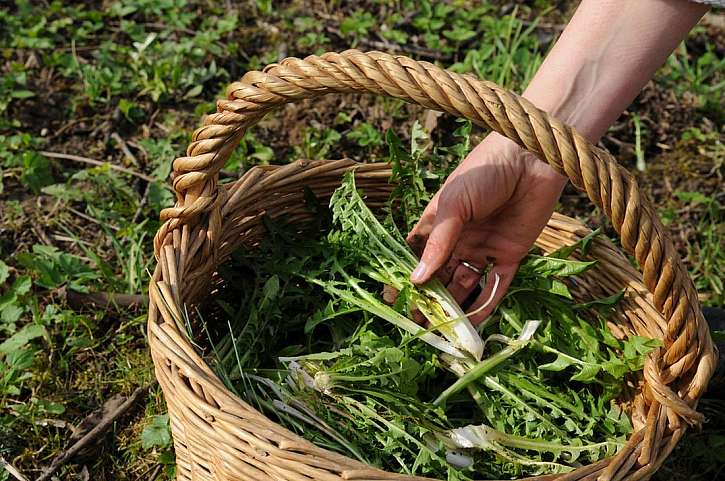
[410,213,463,284]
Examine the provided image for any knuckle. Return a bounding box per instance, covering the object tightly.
[407,233,426,250]
[438,188,458,209]
[423,236,447,254]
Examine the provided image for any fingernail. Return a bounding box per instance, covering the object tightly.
[411,262,427,283]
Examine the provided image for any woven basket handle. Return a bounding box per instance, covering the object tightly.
[155,50,714,429]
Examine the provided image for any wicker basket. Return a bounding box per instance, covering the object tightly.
[148,50,716,481]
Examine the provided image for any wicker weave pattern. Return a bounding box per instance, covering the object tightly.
[149,50,716,481]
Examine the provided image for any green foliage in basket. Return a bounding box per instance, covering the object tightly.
[201,132,659,480]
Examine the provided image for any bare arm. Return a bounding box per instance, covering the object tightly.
[409,0,709,323]
[524,0,708,143]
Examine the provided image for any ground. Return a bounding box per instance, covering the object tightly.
[0,1,723,480]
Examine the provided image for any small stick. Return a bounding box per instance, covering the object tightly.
[65,290,148,310]
[39,151,158,184]
[37,383,154,481]
[32,225,53,246]
[145,464,163,481]
[111,132,140,167]
[131,182,151,224]
[48,116,93,140]
[51,234,94,246]
[0,457,30,481]
[66,207,119,231]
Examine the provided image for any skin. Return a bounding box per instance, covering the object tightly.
[408,0,709,325]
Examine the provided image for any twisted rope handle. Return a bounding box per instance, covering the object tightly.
[154,50,715,437]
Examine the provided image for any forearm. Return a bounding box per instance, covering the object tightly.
[522,0,708,144]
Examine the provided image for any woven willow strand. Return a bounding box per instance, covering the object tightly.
[151,50,716,481]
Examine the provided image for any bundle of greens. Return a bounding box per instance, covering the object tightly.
[201,126,658,480]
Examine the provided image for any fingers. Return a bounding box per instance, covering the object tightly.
[382,284,429,326]
[410,214,464,285]
[447,260,487,306]
[382,285,398,305]
[407,193,439,257]
[436,260,458,285]
[467,263,518,326]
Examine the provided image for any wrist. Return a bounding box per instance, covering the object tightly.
[484,132,569,189]
[521,61,609,143]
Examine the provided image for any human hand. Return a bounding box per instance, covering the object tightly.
[403,0,706,325]
[407,132,568,324]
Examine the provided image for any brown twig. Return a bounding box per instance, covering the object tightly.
[132,182,151,224]
[31,225,53,246]
[65,290,148,310]
[148,464,163,480]
[30,202,54,246]
[111,132,140,167]
[48,116,94,140]
[37,383,154,481]
[39,151,159,184]
[51,234,94,246]
[66,207,119,231]
[0,457,30,481]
